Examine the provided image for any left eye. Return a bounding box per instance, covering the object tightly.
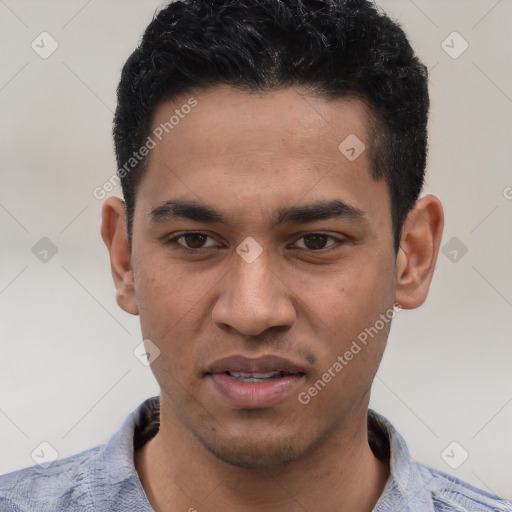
[166,232,343,252]
[293,233,341,251]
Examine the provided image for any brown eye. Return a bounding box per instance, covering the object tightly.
[166,232,219,251]
[293,233,345,252]
[182,233,208,248]
[301,234,330,250]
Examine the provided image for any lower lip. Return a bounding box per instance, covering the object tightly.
[208,372,305,408]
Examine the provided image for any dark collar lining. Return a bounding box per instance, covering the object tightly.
[133,396,160,452]
[368,409,391,462]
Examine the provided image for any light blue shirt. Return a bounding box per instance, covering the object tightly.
[1,396,510,511]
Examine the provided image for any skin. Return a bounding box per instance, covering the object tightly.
[101,85,444,512]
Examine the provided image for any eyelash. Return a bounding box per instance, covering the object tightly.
[164,232,346,254]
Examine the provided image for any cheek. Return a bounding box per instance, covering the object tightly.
[133,257,211,378]
[298,256,394,383]
[134,255,199,335]
[304,260,393,334]
[302,281,392,412]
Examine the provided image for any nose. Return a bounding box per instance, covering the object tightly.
[212,250,296,336]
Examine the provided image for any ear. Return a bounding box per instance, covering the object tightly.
[394,194,444,309]
[100,197,139,315]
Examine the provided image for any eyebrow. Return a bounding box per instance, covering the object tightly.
[149,198,366,226]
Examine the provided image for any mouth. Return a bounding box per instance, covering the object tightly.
[223,370,298,383]
[205,355,307,408]
[206,354,306,375]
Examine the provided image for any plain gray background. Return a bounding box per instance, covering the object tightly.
[1,0,511,499]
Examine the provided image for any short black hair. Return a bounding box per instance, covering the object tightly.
[113,0,429,252]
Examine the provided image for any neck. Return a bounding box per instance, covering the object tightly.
[135,396,390,512]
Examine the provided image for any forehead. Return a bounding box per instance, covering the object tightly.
[136,85,390,230]
[150,85,371,162]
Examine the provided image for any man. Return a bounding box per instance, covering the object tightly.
[1,0,510,511]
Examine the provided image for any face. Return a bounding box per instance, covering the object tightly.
[121,86,400,468]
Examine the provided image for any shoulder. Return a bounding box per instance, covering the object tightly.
[413,461,512,512]
[0,444,103,512]
[0,397,157,512]
[368,409,511,512]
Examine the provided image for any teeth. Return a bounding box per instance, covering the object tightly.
[252,371,281,378]
[229,371,281,378]
[227,370,283,381]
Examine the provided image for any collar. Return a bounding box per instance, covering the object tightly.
[96,396,427,510]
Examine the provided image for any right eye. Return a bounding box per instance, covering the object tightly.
[165,232,222,252]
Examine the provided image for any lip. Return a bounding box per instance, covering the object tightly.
[206,355,306,408]
[206,354,306,374]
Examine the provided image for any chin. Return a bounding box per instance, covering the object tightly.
[192,423,328,469]
[201,438,306,469]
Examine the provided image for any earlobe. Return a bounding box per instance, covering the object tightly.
[100,197,139,316]
[394,195,444,309]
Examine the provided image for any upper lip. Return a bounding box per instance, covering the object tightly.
[207,355,306,375]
